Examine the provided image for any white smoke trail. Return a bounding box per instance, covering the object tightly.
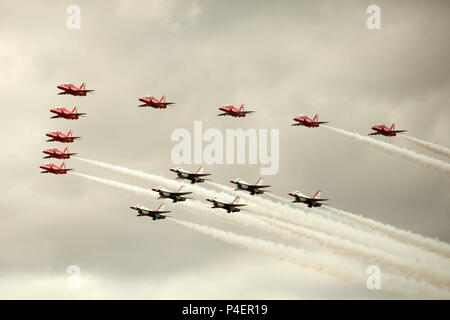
[170,218,450,297]
[254,214,450,288]
[70,171,450,294]
[264,192,292,203]
[402,135,450,159]
[324,206,450,260]
[169,218,363,282]
[323,126,450,174]
[74,157,450,270]
[70,172,157,199]
[208,179,450,267]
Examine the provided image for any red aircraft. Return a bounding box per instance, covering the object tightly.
[50,106,86,120]
[369,123,407,137]
[138,95,174,108]
[42,147,77,159]
[40,162,72,175]
[57,83,94,96]
[218,104,254,117]
[46,130,80,143]
[291,114,328,128]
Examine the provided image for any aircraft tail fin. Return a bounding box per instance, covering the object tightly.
[255,177,263,185]
[313,190,321,199]
[80,83,86,90]
[195,166,204,174]
[68,130,73,137]
[156,203,166,212]
[72,106,77,113]
[61,162,66,169]
[240,104,244,111]
[313,114,319,121]
[177,185,184,192]
[161,95,166,102]
[64,147,68,153]
[390,123,396,130]
[231,196,240,204]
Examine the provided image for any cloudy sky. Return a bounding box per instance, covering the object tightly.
[0,0,449,299]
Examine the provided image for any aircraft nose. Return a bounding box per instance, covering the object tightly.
[229,180,235,183]
[151,188,157,191]
[130,206,135,209]
[169,168,175,172]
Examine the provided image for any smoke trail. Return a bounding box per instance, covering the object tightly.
[170,218,449,297]
[265,192,292,203]
[254,214,450,288]
[70,172,157,199]
[74,157,450,267]
[70,171,450,294]
[73,157,181,190]
[324,206,450,260]
[169,218,362,282]
[208,177,450,265]
[323,126,450,174]
[402,135,450,159]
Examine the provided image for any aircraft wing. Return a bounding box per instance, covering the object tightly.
[311,198,329,202]
[79,90,95,93]
[242,111,255,114]
[155,210,171,214]
[315,121,329,125]
[252,184,271,189]
[172,191,192,196]
[191,173,211,177]
[368,132,380,135]
[394,130,407,133]
[293,195,309,202]
[230,203,246,207]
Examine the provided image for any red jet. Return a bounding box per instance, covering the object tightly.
[50,106,86,120]
[40,162,72,175]
[43,147,77,159]
[138,95,174,108]
[57,83,94,96]
[218,104,254,117]
[369,123,407,137]
[291,114,328,128]
[46,130,80,143]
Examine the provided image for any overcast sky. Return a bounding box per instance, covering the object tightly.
[0,0,449,299]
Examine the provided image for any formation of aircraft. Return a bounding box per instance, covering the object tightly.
[218,104,254,117]
[288,190,329,208]
[291,114,328,128]
[169,166,210,184]
[229,177,271,195]
[46,130,80,143]
[152,185,192,203]
[130,203,171,220]
[40,162,72,175]
[50,106,86,120]
[138,95,174,108]
[42,147,76,159]
[57,83,94,96]
[206,195,246,213]
[47,82,416,222]
[369,123,407,137]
